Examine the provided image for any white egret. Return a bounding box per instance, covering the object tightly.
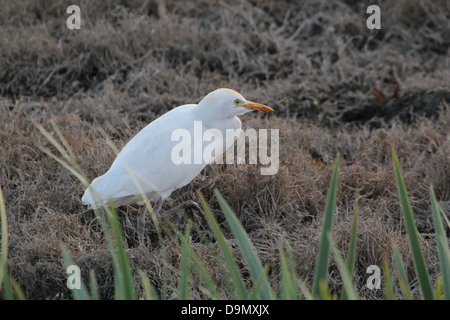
[81,88,273,213]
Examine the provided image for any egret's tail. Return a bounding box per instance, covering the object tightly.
[81,173,169,209]
[81,187,102,209]
[81,175,112,209]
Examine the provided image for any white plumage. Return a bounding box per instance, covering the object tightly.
[82,88,273,209]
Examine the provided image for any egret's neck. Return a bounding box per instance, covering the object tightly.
[194,104,241,132]
[194,101,228,121]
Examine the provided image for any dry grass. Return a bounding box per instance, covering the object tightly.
[1,0,449,299]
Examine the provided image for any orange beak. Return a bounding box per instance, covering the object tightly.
[243,101,274,112]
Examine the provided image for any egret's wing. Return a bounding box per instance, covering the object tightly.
[82,104,205,205]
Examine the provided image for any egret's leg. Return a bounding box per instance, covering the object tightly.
[161,200,213,240]
[153,198,165,216]
[137,198,165,234]
[160,200,203,219]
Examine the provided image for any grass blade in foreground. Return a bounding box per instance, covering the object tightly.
[215,189,274,300]
[138,270,159,300]
[430,186,450,300]
[190,250,223,300]
[312,153,340,299]
[89,270,100,300]
[171,224,222,299]
[198,192,248,299]
[179,222,192,300]
[328,233,358,300]
[61,247,91,300]
[10,278,26,300]
[346,200,358,275]
[382,257,394,300]
[279,244,299,300]
[0,185,14,299]
[392,147,433,300]
[105,206,136,300]
[392,244,413,300]
[247,265,270,300]
[341,200,358,300]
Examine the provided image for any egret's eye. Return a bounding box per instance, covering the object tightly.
[234,99,241,105]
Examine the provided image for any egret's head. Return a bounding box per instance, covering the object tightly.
[199,88,273,119]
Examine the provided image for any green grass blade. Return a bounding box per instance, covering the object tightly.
[430,186,450,300]
[328,233,358,300]
[248,265,271,300]
[35,123,90,188]
[107,206,135,300]
[10,278,26,300]
[178,221,192,300]
[198,192,248,299]
[382,258,395,300]
[341,199,359,300]
[298,279,313,300]
[347,199,359,275]
[434,276,443,300]
[279,244,299,300]
[190,249,223,300]
[39,122,136,300]
[319,280,334,300]
[174,221,223,299]
[210,248,238,299]
[61,247,90,300]
[392,147,433,300]
[169,222,223,299]
[89,270,100,300]
[215,189,273,300]
[49,119,78,167]
[392,244,413,300]
[441,210,450,229]
[138,270,159,300]
[188,222,235,299]
[0,184,14,300]
[312,153,340,299]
